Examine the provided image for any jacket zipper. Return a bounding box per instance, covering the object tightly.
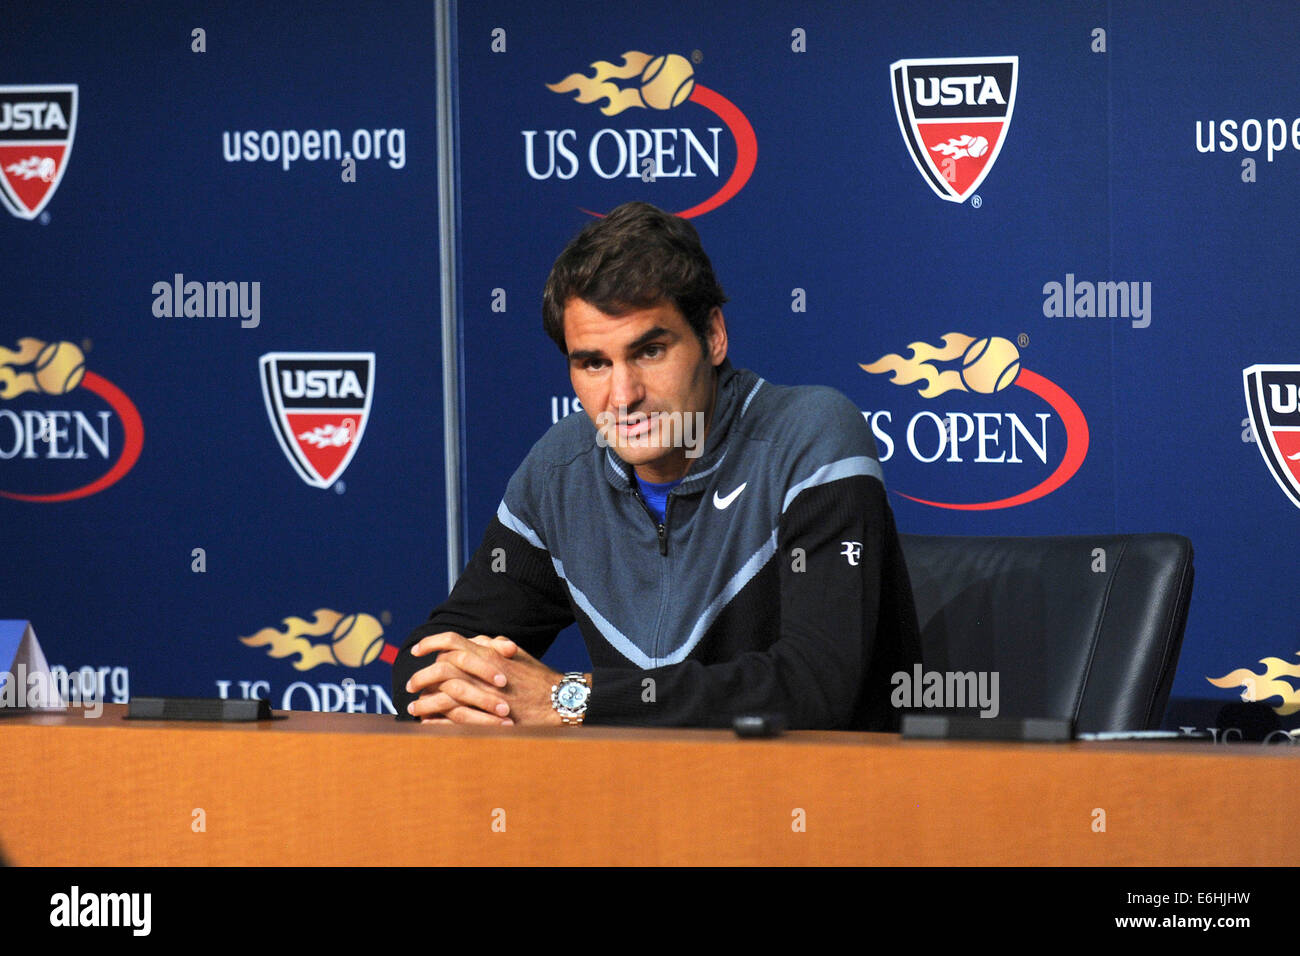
[632,486,670,556]
[659,494,675,555]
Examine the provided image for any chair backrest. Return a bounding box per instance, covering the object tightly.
[898,533,1194,732]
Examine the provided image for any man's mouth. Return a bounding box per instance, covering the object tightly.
[618,415,654,437]
[611,409,663,432]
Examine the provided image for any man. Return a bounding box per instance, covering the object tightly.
[393,201,919,729]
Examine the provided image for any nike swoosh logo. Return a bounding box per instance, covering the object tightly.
[713,482,747,510]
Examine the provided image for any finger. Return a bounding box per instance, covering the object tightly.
[421,713,513,726]
[440,646,509,687]
[446,705,514,727]
[405,659,466,696]
[407,671,510,718]
[413,634,512,681]
[439,677,511,718]
[412,631,474,658]
[408,689,458,719]
[504,644,538,665]
[406,658,500,696]
[408,682,504,719]
[471,634,519,658]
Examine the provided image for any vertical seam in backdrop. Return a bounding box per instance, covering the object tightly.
[436,0,466,590]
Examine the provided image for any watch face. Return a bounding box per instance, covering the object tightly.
[557,681,588,711]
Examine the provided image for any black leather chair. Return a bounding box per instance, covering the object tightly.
[899,533,1194,732]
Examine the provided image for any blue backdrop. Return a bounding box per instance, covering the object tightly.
[3,0,1297,725]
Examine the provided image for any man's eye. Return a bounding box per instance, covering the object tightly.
[641,344,666,359]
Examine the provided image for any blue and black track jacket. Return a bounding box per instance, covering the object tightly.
[393,359,921,730]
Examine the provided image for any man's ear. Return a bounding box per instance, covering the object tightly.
[707,307,728,367]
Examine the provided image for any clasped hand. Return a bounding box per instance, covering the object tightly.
[405,632,564,726]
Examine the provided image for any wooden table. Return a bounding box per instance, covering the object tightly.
[2,704,1294,865]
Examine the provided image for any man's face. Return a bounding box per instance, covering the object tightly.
[563,297,726,484]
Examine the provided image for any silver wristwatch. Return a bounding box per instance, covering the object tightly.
[551,672,591,725]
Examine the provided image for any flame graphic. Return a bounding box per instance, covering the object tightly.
[930,135,989,160]
[548,51,691,116]
[547,51,651,115]
[240,608,387,670]
[297,420,354,449]
[1208,654,1300,715]
[860,333,976,397]
[1,338,88,399]
[0,339,44,397]
[4,156,57,182]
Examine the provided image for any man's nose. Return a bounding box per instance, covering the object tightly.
[609,361,644,412]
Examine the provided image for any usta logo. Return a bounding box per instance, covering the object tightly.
[0,101,69,132]
[278,369,365,401]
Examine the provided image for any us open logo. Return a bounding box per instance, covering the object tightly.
[860,332,1088,510]
[0,338,144,502]
[891,57,1017,203]
[528,50,757,218]
[259,352,374,489]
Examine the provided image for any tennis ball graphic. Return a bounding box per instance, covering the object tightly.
[330,613,385,667]
[960,336,1020,393]
[640,54,694,110]
[34,341,86,395]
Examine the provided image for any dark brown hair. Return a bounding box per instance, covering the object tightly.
[542,202,728,354]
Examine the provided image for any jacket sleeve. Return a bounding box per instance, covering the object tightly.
[390,512,575,717]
